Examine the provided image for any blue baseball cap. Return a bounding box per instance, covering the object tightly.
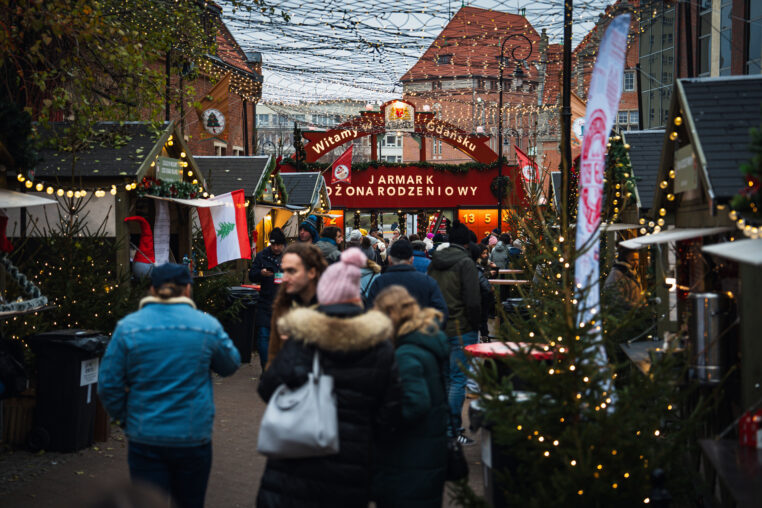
[150,263,193,288]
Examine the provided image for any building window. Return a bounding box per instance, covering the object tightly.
[638,1,675,129]
[477,78,487,90]
[214,142,227,156]
[432,81,442,90]
[629,111,639,124]
[719,0,732,75]
[257,114,269,125]
[437,54,452,65]
[618,111,629,125]
[233,146,244,156]
[623,70,635,91]
[748,0,762,74]
[698,0,713,76]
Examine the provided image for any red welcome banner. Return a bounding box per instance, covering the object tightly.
[317,165,524,209]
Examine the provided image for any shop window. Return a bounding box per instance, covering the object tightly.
[623,70,635,92]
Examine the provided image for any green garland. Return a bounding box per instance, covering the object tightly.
[279,156,511,174]
[136,176,199,199]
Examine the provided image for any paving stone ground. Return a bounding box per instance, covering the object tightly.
[1,362,484,507]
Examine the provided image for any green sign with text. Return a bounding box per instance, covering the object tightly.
[156,156,182,182]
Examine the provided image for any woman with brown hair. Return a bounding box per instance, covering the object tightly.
[371,285,449,508]
[265,242,327,367]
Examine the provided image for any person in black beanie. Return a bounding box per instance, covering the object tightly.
[364,239,448,324]
[249,227,286,369]
[426,220,481,445]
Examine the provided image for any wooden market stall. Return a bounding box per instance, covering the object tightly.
[618,75,762,507]
[12,121,209,277]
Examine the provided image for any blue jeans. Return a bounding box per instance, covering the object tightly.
[256,326,270,370]
[127,441,212,508]
[448,331,478,432]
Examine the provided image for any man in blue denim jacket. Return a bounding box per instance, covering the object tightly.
[99,263,240,508]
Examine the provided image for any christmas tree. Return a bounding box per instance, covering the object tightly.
[206,112,220,129]
[450,140,706,507]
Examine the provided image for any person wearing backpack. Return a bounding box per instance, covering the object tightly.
[371,285,448,508]
[256,249,401,508]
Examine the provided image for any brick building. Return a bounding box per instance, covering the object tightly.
[400,6,545,166]
[399,4,642,177]
[167,4,262,156]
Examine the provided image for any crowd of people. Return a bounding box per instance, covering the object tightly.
[97,214,533,508]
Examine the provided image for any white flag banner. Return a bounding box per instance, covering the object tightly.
[153,200,170,265]
[197,190,251,269]
[574,14,631,366]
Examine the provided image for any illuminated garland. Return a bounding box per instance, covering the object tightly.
[279,156,513,174]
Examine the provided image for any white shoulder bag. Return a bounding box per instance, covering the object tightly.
[257,350,339,458]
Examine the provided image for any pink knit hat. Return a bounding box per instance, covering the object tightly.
[488,236,498,247]
[317,249,367,305]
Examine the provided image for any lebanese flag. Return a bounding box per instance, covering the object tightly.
[330,145,353,184]
[197,190,251,269]
[515,145,539,183]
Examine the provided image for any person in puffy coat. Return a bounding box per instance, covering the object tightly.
[489,233,512,269]
[256,249,401,508]
[371,285,449,508]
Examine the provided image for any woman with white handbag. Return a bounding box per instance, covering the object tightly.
[256,248,402,508]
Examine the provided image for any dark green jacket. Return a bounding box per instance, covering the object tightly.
[427,244,482,337]
[373,329,449,508]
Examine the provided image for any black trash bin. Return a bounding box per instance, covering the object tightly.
[25,329,109,452]
[223,286,259,364]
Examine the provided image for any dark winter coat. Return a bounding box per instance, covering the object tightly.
[315,237,341,264]
[603,261,644,312]
[427,245,481,337]
[372,329,449,508]
[249,246,283,327]
[476,264,495,335]
[365,264,449,327]
[256,304,401,508]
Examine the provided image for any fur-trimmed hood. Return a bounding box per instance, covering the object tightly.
[277,307,393,351]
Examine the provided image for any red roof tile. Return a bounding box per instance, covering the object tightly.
[401,6,542,82]
[215,18,257,75]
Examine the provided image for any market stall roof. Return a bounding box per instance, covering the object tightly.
[652,75,762,213]
[33,121,202,184]
[619,226,732,250]
[145,195,223,208]
[280,172,329,209]
[702,239,762,266]
[194,156,273,197]
[0,189,57,208]
[622,129,665,210]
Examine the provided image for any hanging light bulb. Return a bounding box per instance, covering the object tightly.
[57,188,64,197]
[110,187,117,195]
[24,180,33,189]
[35,183,44,192]
[46,186,54,195]
[66,190,74,198]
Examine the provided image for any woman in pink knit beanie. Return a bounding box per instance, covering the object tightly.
[317,249,367,305]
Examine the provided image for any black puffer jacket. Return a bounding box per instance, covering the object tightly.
[256,304,401,508]
[249,246,283,328]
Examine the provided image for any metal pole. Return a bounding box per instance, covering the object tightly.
[498,40,505,232]
[165,50,171,123]
[243,99,249,155]
[561,0,573,230]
